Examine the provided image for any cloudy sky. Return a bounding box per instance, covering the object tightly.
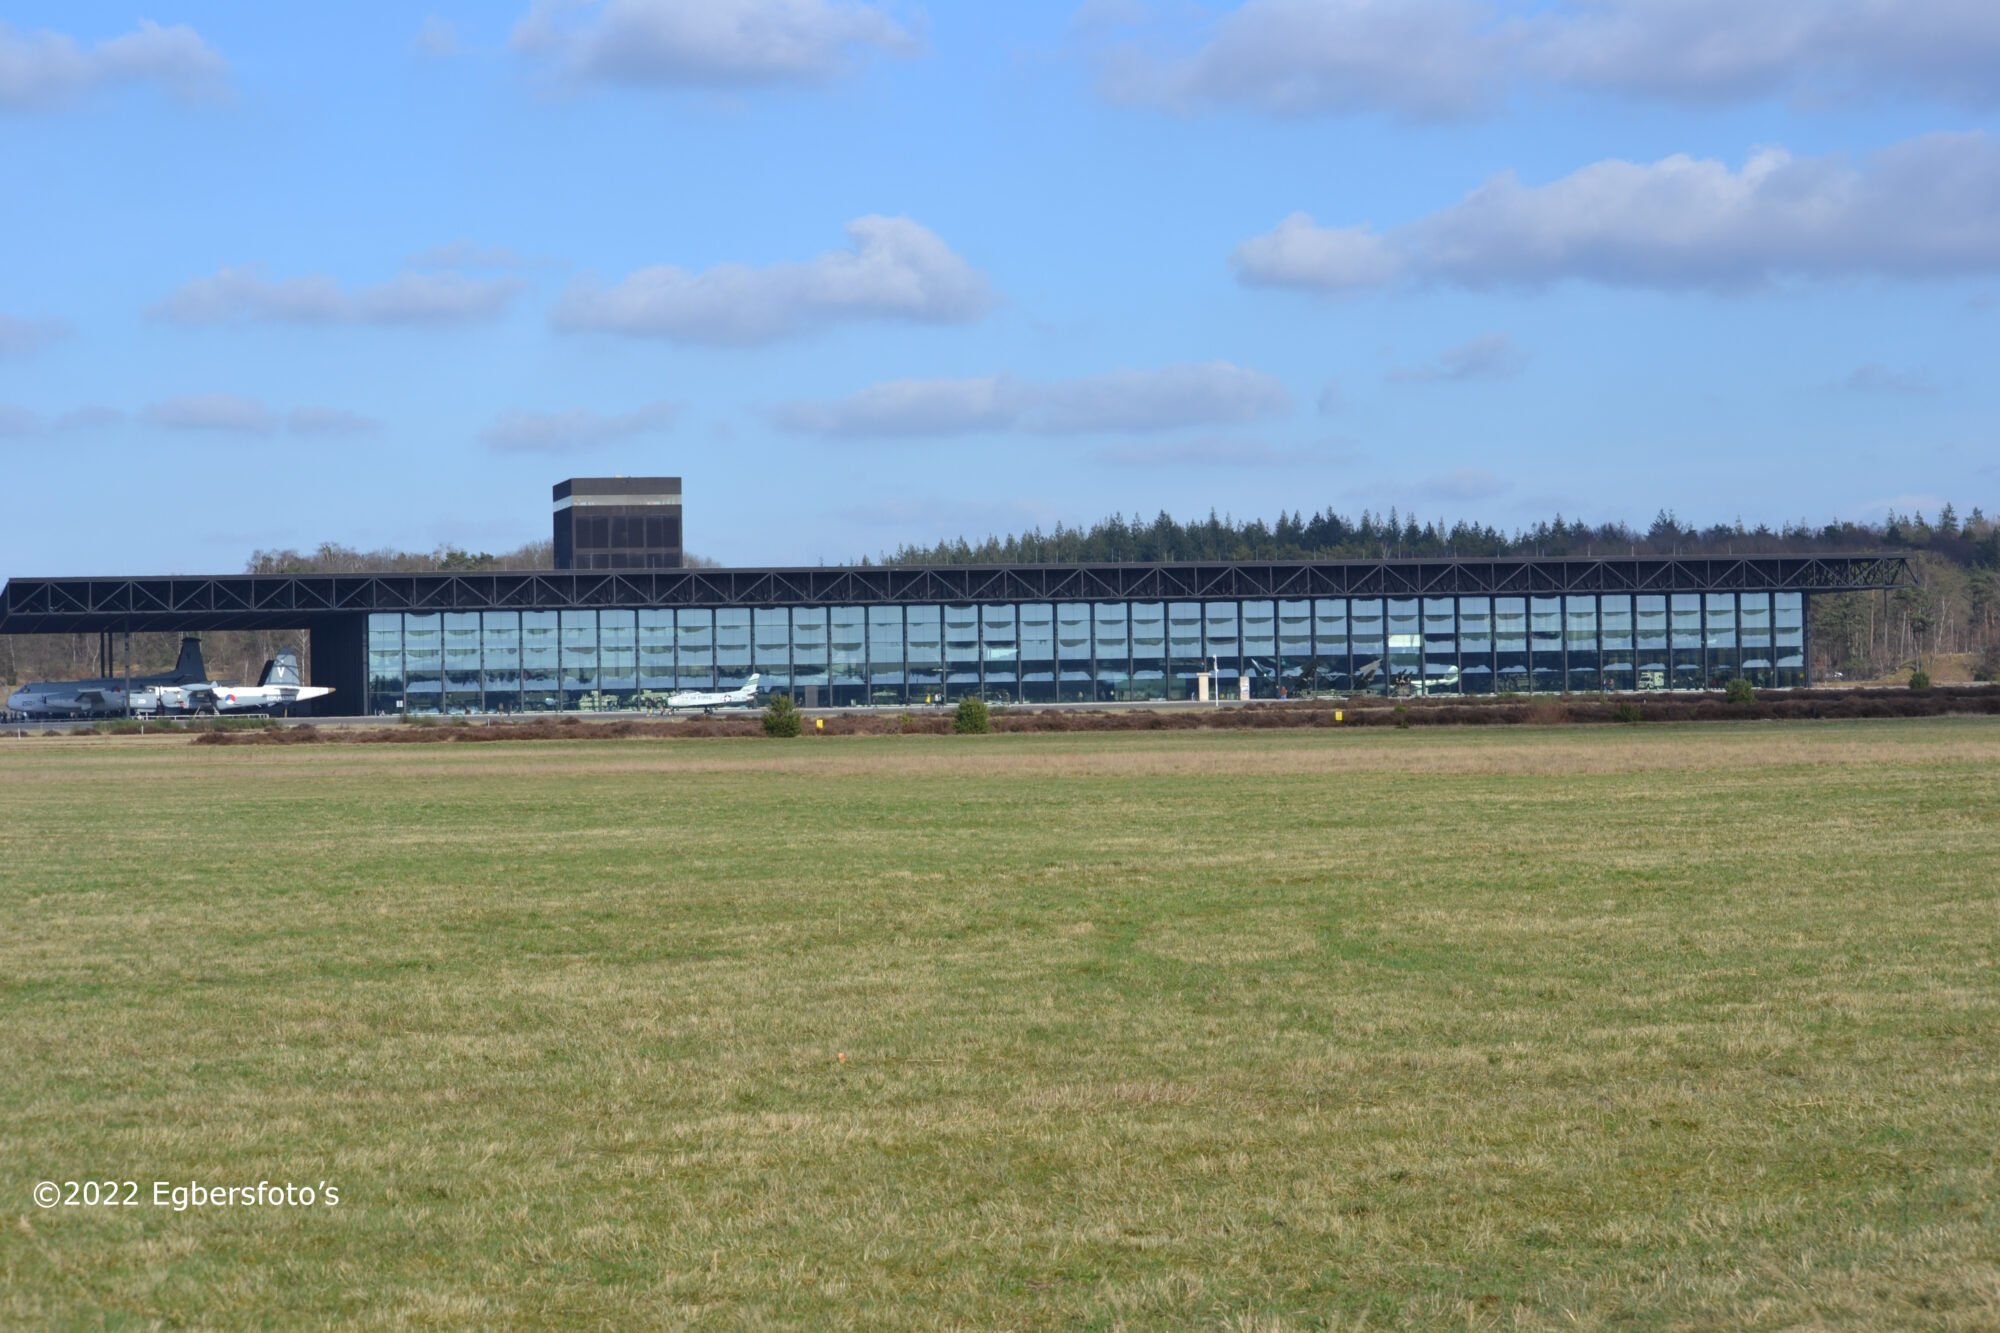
[3,1,1997,574]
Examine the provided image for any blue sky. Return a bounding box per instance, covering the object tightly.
[2,0,1997,574]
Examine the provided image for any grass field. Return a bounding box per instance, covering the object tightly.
[3,721,1998,1329]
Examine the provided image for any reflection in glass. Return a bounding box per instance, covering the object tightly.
[522,611,559,710]
[1313,599,1349,691]
[944,604,979,700]
[1350,599,1385,695]
[1130,602,1166,700]
[1457,597,1492,693]
[1671,594,1703,688]
[981,603,1018,701]
[1019,603,1056,703]
[1635,595,1668,690]
[405,613,443,713]
[1565,596,1599,692]
[868,605,905,703]
[906,604,944,703]
[830,606,866,706]
[1495,598,1528,694]
[1599,595,1633,689]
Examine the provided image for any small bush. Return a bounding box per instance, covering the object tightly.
[1724,677,1756,704]
[1393,703,1411,730]
[952,695,991,735]
[1612,702,1642,724]
[1908,669,1932,692]
[1974,645,2000,683]
[762,693,803,738]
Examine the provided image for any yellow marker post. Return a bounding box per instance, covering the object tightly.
[815,718,824,731]
[1334,710,1344,722]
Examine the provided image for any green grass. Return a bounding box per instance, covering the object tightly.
[2,721,1997,1329]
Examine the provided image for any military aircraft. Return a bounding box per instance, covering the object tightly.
[664,674,761,712]
[154,648,333,716]
[6,637,209,718]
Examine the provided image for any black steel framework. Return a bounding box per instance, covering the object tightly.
[0,555,1916,635]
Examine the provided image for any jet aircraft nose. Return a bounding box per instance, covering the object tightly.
[6,691,32,712]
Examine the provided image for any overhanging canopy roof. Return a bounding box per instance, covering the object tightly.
[0,555,1916,635]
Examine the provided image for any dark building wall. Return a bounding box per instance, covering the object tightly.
[310,614,367,716]
[554,477,683,571]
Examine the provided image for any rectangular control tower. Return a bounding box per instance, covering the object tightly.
[553,477,683,570]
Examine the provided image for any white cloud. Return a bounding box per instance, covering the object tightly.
[288,407,385,435]
[1236,133,2000,293]
[1231,213,1404,291]
[553,215,991,344]
[0,405,38,437]
[1389,333,1530,382]
[1083,0,2000,118]
[481,402,678,453]
[775,361,1291,438]
[155,265,521,326]
[513,0,921,89]
[1527,0,2000,109]
[1097,0,1509,122]
[1421,466,1509,500]
[143,394,277,434]
[0,18,228,110]
[414,16,460,59]
[774,375,1021,437]
[1035,362,1292,432]
[1841,364,1939,395]
[1316,380,1345,415]
[0,314,69,358]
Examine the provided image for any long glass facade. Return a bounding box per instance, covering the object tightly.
[362,591,1807,713]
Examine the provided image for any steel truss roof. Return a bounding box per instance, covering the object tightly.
[0,555,1916,634]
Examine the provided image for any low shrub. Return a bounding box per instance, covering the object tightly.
[762,693,803,738]
[952,695,991,734]
[1909,670,1932,692]
[1613,702,1642,724]
[1724,677,1756,704]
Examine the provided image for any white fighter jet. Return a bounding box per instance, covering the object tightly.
[664,674,761,712]
[159,648,333,716]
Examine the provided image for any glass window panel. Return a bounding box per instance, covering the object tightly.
[367,612,402,714]
[1635,595,1668,689]
[677,608,714,689]
[1168,602,1203,700]
[1565,596,1600,692]
[1457,596,1493,693]
[943,604,980,699]
[715,608,751,688]
[1494,597,1528,693]
[639,610,676,695]
[904,605,943,702]
[1387,598,1422,693]
[791,607,829,689]
[752,606,791,680]
[829,606,866,703]
[868,606,905,698]
[519,611,559,709]
[1128,601,1166,700]
[597,609,637,702]
[1671,594,1704,688]
[1597,595,1633,688]
[1350,599,1385,694]
[1775,591,1805,683]
[981,604,1018,698]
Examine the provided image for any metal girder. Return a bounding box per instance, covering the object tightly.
[0,554,1916,635]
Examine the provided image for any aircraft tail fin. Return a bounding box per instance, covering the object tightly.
[258,648,302,688]
[173,637,206,682]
